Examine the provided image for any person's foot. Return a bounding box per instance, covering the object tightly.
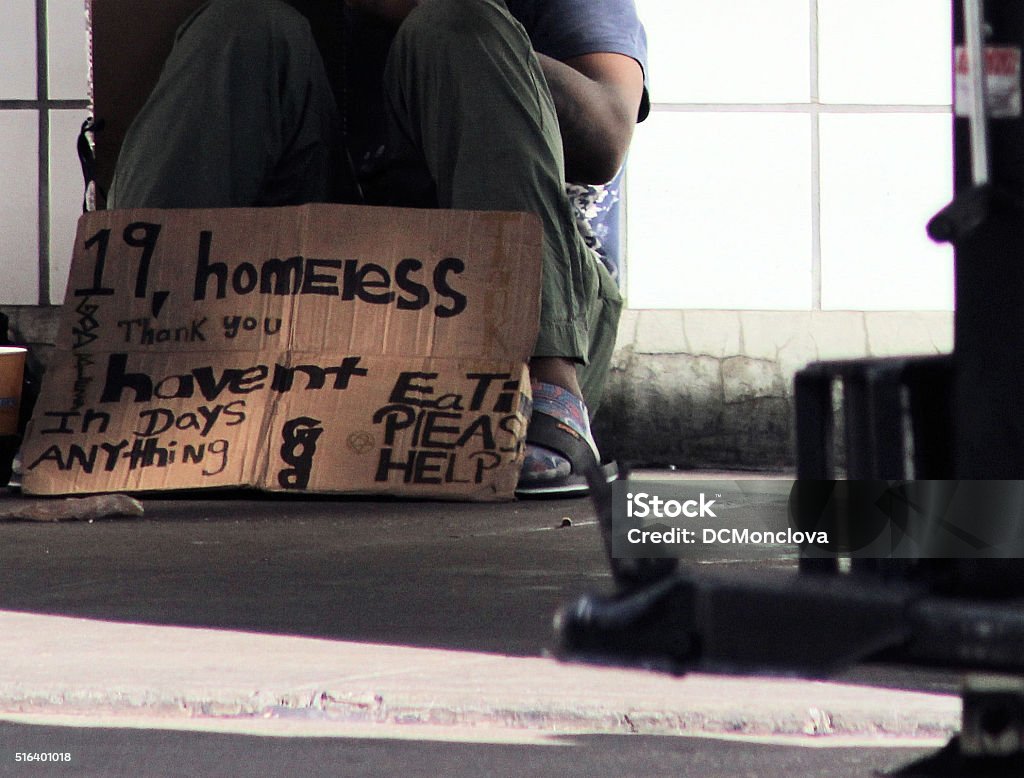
[517,381,601,494]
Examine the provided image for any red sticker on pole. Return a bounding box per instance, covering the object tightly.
[955,45,1022,118]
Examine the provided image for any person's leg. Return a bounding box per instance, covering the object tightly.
[382,0,621,491]
[525,255,622,414]
[577,261,623,414]
[382,0,605,386]
[108,0,340,209]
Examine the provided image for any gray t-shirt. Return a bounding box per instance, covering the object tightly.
[504,0,649,122]
[505,0,649,284]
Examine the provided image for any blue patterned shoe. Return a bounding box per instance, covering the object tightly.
[516,382,617,497]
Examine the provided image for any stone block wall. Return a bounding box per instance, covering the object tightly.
[593,310,954,470]
[0,305,60,381]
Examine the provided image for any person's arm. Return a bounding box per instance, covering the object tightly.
[346,0,645,184]
[536,51,645,185]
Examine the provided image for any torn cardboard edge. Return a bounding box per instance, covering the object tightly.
[0,493,144,523]
[22,205,541,500]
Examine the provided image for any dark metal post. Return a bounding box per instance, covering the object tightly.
[951,1,1024,477]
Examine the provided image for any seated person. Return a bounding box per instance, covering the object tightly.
[108,0,650,494]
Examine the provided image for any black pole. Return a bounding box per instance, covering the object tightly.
[951,1,1024,477]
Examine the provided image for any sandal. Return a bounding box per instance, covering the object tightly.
[516,409,618,497]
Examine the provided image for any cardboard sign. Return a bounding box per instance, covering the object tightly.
[22,205,541,499]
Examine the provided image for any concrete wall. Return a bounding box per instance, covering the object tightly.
[3,304,953,470]
[593,309,953,470]
[0,305,59,381]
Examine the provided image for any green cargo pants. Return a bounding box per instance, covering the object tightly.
[109,0,621,410]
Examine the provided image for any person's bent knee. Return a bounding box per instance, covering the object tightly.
[398,0,523,49]
[179,0,313,55]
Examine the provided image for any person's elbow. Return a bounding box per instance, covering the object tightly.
[569,127,633,185]
[570,151,622,186]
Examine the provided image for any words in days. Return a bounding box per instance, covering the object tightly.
[27,353,372,478]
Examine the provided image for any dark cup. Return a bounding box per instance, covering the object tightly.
[0,434,20,487]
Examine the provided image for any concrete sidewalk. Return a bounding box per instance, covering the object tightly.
[0,610,959,742]
[0,474,967,763]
